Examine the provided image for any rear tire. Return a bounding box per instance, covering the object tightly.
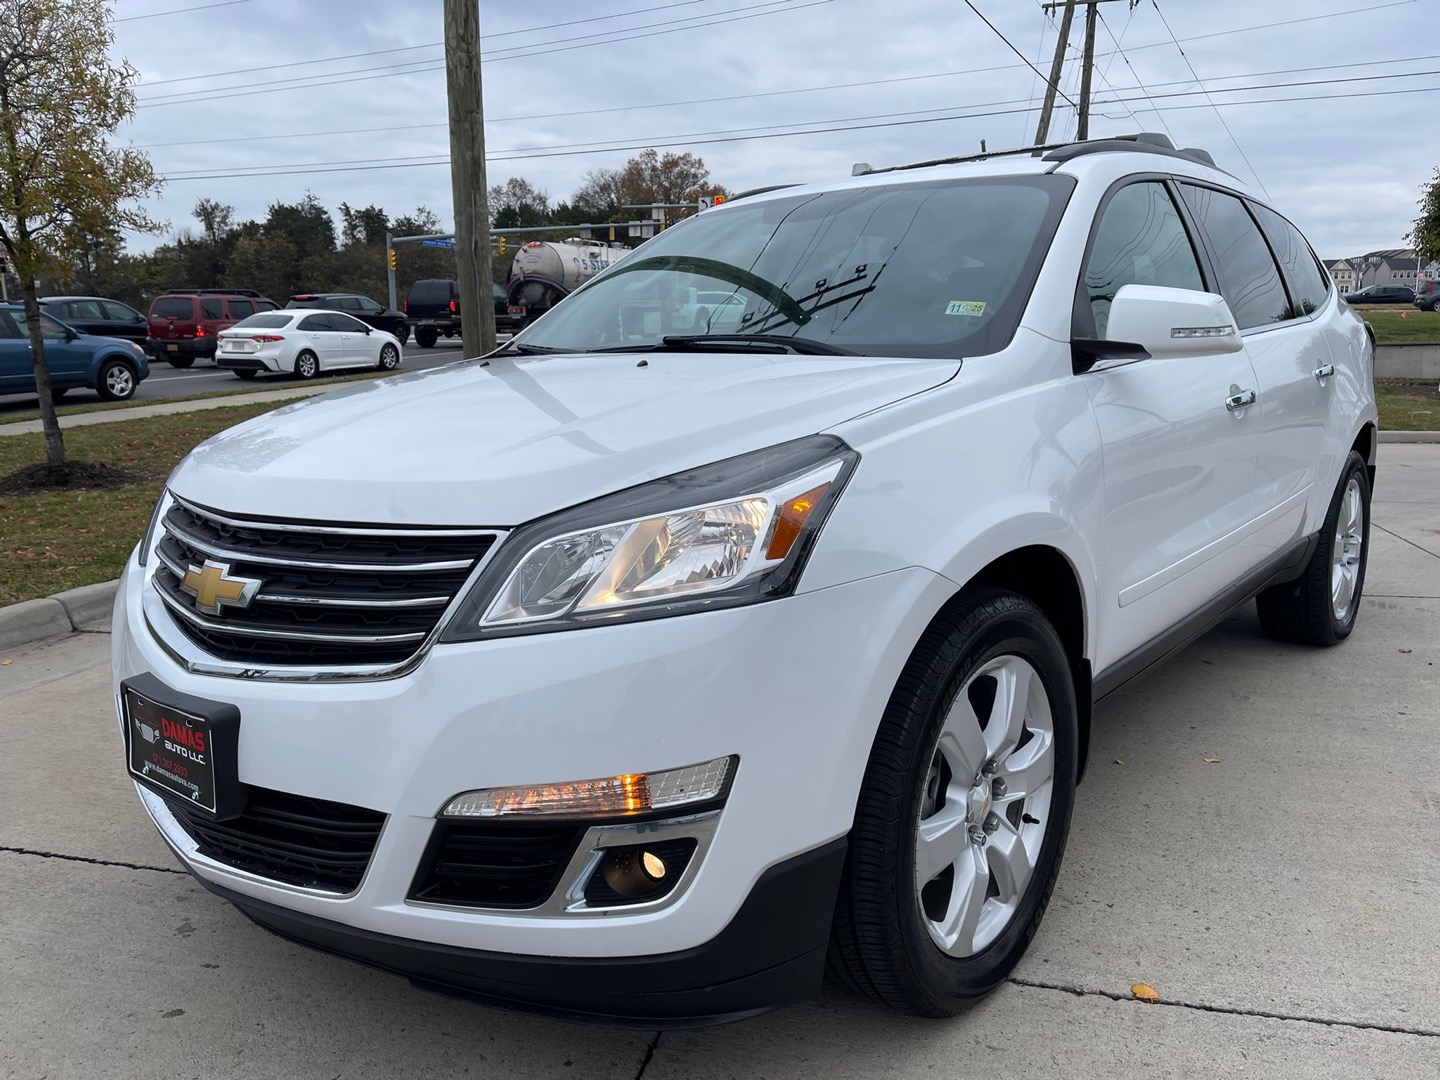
[294,350,320,380]
[234,370,258,381]
[395,324,410,345]
[830,588,1078,1016]
[166,355,194,369]
[1256,450,1371,646]
[416,327,438,349]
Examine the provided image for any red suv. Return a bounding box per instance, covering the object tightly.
[147,289,278,367]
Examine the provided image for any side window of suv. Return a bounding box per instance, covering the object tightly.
[200,298,224,319]
[227,299,255,318]
[1252,204,1330,317]
[1081,181,1204,339]
[1177,184,1290,330]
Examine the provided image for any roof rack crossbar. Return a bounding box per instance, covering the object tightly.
[854,133,1233,180]
[856,141,1073,177]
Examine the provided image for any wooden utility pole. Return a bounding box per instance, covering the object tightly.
[1033,0,1075,146]
[1077,0,1098,140]
[444,0,496,358]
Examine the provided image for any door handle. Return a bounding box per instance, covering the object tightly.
[1313,363,1335,381]
[1225,389,1257,412]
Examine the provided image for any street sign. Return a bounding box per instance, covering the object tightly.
[422,239,454,249]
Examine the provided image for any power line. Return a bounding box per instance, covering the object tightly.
[1150,0,1268,197]
[114,0,249,20]
[1108,0,1416,57]
[963,0,1077,108]
[153,77,1440,183]
[135,0,831,107]
[137,0,714,86]
[1097,6,1176,142]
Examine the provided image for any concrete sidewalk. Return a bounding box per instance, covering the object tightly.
[2,446,1437,1079]
[0,383,340,438]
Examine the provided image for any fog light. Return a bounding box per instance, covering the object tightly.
[441,756,734,818]
[586,839,698,906]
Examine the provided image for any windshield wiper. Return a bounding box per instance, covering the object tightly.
[487,342,572,356]
[656,334,858,356]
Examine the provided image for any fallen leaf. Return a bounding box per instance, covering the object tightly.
[1399,648,1413,654]
[1113,759,1125,765]
[1131,982,1161,1003]
[1203,758,1222,764]
[1,659,11,666]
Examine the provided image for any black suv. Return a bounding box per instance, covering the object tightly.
[403,278,526,348]
[1346,284,1416,305]
[40,296,150,351]
[286,293,409,344]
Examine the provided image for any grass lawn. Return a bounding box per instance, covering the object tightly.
[1375,378,1440,432]
[1348,305,1440,343]
[0,402,282,607]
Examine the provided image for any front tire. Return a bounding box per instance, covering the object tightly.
[831,589,1078,1016]
[1256,450,1371,646]
[294,350,320,380]
[376,343,400,371]
[96,359,138,401]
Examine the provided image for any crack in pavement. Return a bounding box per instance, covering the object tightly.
[633,1031,662,1080]
[1375,523,1440,561]
[1009,977,1440,1039]
[0,845,185,876]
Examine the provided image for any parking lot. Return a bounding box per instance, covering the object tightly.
[2,444,1437,1079]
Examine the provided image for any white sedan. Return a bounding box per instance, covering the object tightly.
[214,309,403,380]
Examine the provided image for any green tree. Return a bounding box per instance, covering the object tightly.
[489,176,551,229]
[0,0,162,469]
[1410,166,1440,265]
[338,202,389,247]
[224,233,298,304]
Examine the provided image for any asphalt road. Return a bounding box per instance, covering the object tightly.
[0,338,478,416]
[2,446,1439,1078]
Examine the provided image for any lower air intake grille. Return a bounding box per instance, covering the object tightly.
[166,786,386,894]
[409,821,585,909]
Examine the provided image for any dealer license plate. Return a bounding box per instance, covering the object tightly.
[123,680,244,816]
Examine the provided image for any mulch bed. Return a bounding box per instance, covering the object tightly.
[0,460,146,495]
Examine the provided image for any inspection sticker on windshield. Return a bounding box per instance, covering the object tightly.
[945,300,986,317]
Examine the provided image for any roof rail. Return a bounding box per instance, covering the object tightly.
[854,133,1229,179]
[161,288,264,297]
[727,183,801,201]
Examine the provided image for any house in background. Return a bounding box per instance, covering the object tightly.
[1327,259,1355,295]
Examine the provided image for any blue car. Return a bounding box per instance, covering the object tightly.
[0,302,150,401]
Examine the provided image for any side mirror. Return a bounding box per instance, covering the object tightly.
[1074,285,1243,373]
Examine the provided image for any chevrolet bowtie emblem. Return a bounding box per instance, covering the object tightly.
[179,559,261,616]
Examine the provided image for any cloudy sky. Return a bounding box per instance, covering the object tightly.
[110,0,1434,260]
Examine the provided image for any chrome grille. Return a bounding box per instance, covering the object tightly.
[151,496,500,668]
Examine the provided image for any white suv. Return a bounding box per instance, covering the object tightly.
[113,133,1376,1025]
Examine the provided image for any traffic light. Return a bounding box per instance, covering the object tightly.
[712,194,725,205]
[387,248,397,271]
[498,236,506,256]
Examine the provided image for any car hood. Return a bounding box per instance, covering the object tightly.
[79,333,140,349]
[169,351,958,525]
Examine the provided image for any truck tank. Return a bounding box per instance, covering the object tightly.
[507,239,633,316]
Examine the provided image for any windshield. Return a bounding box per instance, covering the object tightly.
[515,175,1073,358]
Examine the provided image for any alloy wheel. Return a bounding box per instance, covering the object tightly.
[106,364,134,398]
[915,654,1055,958]
[1331,476,1365,623]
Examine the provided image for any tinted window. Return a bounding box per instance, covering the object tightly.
[1082,182,1204,338]
[356,296,382,313]
[227,299,254,318]
[255,300,278,312]
[200,298,224,319]
[329,312,367,332]
[1177,184,1290,330]
[408,280,454,305]
[38,314,69,339]
[0,311,22,338]
[298,314,332,331]
[152,297,192,319]
[334,296,362,311]
[233,313,295,329]
[100,300,144,322]
[491,283,506,301]
[1252,205,1329,317]
[518,176,1075,358]
[66,300,105,319]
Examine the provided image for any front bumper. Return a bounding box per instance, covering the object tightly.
[113,557,951,1017]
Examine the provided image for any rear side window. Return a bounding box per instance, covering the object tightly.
[1252,205,1330,317]
[152,297,192,319]
[233,313,294,329]
[1177,184,1290,330]
[297,314,332,331]
[0,311,22,338]
[200,298,224,319]
[255,300,278,312]
[66,300,105,319]
[1081,181,1204,339]
[227,299,255,318]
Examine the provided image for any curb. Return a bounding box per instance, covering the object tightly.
[0,580,117,652]
[1378,430,1440,443]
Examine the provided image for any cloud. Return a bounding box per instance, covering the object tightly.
[111,0,1434,256]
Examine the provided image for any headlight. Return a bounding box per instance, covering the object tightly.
[136,489,173,567]
[129,342,146,355]
[441,435,857,640]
